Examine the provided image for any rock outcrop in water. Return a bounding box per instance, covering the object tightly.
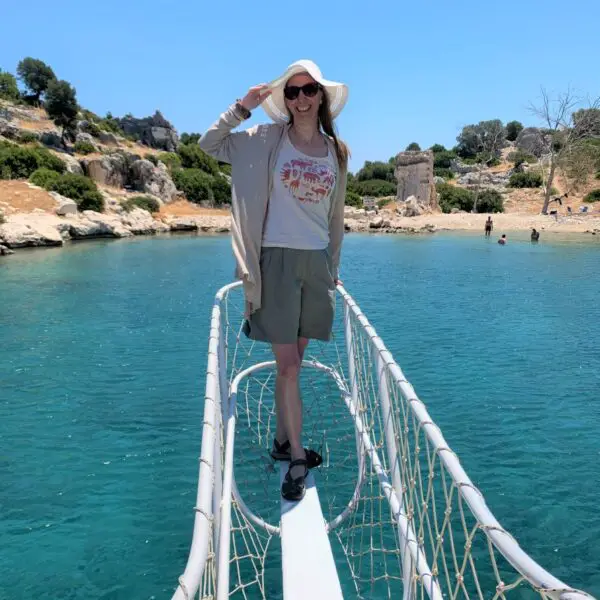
[394,151,438,209]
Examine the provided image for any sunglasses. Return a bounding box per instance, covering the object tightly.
[283,82,321,100]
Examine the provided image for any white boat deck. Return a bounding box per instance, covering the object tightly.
[279,464,343,600]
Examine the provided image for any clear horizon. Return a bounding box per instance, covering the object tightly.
[1,0,599,171]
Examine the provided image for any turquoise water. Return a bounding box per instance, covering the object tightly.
[1,233,599,599]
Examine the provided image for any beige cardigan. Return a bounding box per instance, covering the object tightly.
[199,104,347,313]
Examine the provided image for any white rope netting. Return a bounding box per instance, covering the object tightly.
[175,283,594,600]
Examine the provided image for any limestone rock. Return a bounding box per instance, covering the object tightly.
[399,195,426,217]
[83,153,129,187]
[120,207,169,235]
[394,151,437,208]
[515,128,548,157]
[130,159,178,203]
[168,218,199,231]
[97,130,120,146]
[457,170,512,188]
[369,216,390,229]
[61,154,84,175]
[75,132,99,149]
[70,212,132,239]
[450,159,478,175]
[117,111,179,152]
[0,215,64,247]
[54,196,78,216]
[0,244,15,256]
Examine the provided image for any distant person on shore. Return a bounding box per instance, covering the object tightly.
[484,216,493,237]
[199,60,348,502]
[498,234,507,245]
[531,228,540,242]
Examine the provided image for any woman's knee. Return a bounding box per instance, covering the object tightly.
[276,353,301,380]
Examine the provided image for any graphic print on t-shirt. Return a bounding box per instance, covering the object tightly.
[280,157,336,204]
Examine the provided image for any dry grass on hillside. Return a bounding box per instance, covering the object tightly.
[0,180,56,213]
[159,200,229,216]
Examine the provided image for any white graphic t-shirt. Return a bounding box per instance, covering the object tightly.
[262,133,337,249]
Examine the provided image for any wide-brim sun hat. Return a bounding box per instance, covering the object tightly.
[261,59,348,124]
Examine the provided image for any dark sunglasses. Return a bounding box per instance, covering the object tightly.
[283,82,321,100]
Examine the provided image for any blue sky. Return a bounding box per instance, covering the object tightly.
[1,0,599,171]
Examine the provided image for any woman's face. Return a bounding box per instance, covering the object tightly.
[283,73,322,121]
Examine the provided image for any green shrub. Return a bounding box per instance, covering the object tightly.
[0,70,20,100]
[98,113,121,134]
[86,121,102,138]
[172,168,214,204]
[353,179,396,197]
[17,131,39,144]
[145,154,159,166]
[430,144,446,153]
[218,162,231,177]
[476,189,504,213]
[157,152,181,171]
[434,167,454,180]
[36,148,66,173]
[507,150,536,167]
[74,140,96,155]
[79,190,104,212]
[0,146,42,179]
[436,183,475,213]
[211,175,231,205]
[433,150,457,169]
[549,186,559,196]
[405,142,421,151]
[356,161,395,182]
[29,167,60,189]
[177,144,219,175]
[122,195,160,213]
[505,120,524,142]
[50,173,99,201]
[345,190,362,207]
[508,171,543,188]
[583,189,600,203]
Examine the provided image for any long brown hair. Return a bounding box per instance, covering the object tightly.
[318,90,350,168]
[287,83,350,168]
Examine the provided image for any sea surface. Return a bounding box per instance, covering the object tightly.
[1,232,599,599]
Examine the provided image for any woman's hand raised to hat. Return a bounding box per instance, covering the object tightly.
[240,84,272,111]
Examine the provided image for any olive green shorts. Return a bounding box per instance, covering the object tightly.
[243,247,336,345]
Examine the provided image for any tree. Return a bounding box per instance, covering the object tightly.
[16,57,56,102]
[505,120,524,141]
[0,70,20,100]
[456,119,505,159]
[177,143,219,174]
[529,87,600,214]
[405,142,421,151]
[430,144,446,153]
[180,132,201,145]
[45,80,79,144]
[456,120,505,212]
[356,160,395,182]
[572,108,600,137]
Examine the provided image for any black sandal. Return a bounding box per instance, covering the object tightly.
[281,458,309,501]
[270,439,323,469]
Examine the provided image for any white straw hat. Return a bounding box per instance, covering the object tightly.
[261,59,348,124]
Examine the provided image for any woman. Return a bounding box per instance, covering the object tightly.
[199,60,349,501]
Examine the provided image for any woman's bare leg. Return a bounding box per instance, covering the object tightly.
[273,339,309,478]
[274,338,309,444]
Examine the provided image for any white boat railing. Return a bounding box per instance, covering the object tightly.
[171,281,596,600]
